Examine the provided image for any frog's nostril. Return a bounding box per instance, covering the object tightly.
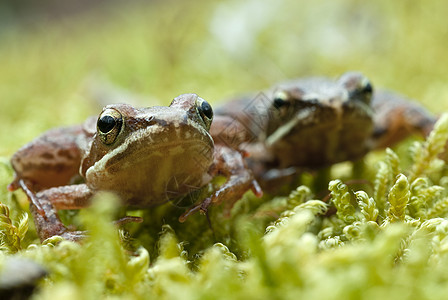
[146,116,156,126]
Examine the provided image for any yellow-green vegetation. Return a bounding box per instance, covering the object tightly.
[1,115,448,299]
[2,0,448,299]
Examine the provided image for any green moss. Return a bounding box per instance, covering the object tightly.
[386,174,410,223]
[2,115,448,298]
[0,203,28,253]
[2,1,448,299]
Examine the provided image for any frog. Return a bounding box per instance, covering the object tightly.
[213,71,437,187]
[8,93,262,242]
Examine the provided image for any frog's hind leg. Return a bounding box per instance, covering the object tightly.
[21,181,92,242]
[179,145,262,222]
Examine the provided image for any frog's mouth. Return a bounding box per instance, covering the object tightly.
[86,119,214,178]
[265,96,373,149]
[265,106,318,147]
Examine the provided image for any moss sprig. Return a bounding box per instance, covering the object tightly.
[265,200,327,234]
[408,178,444,219]
[0,202,28,254]
[373,148,400,220]
[426,196,448,219]
[356,191,379,222]
[329,180,356,224]
[319,235,344,249]
[286,185,312,209]
[409,113,448,181]
[387,174,411,222]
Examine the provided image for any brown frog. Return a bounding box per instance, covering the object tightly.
[8,94,261,242]
[213,72,436,186]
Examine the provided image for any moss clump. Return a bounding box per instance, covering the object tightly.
[1,113,448,299]
[2,1,448,298]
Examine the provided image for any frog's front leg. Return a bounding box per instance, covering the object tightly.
[371,90,437,149]
[21,182,92,242]
[179,145,262,222]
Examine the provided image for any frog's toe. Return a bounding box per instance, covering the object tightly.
[178,204,202,223]
[60,230,88,242]
[250,180,263,197]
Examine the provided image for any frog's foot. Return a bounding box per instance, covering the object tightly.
[179,179,262,222]
[179,145,262,222]
[7,176,20,192]
[25,184,93,242]
[18,180,46,217]
[58,231,89,242]
[29,198,73,243]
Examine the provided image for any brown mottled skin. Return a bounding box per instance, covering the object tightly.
[9,94,261,242]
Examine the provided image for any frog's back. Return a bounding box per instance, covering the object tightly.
[371,90,436,149]
[9,125,85,190]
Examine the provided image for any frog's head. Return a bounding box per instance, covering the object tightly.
[80,94,215,203]
[263,72,375,167]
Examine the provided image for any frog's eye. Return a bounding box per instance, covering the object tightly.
[357,77,373,97]
[362,81,373,95]
[196,98,213,130]
[340,72,373,105]
[200,101,213,119]
[97,108,123,145]
[272,91,290,110]
[355,78,373,104]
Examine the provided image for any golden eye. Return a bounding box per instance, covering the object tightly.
[361,79,373,95]
[196,98,213,130]
[339,72,373,105]
[352,77,373,105]
[272,90,292,112]
[97,108,123,145]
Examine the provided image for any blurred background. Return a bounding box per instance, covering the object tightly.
[1,0,447,156]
